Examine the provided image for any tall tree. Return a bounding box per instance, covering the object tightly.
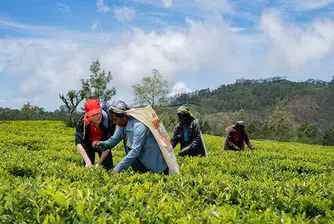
[59,59,116,126]
[132,68,169,107]
[81,59,116,105]
[262,106,292,141]
[322,129,334,146]
[59,90,86,126]
[21,102,40,120]
[330,76,334,90]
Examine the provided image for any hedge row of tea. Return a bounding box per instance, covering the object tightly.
[0,121,333,223]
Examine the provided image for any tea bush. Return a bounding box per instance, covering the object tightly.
[0,121,333,223]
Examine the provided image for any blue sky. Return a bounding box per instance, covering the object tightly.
[1,0,334,110]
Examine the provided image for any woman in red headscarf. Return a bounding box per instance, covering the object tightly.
[75,99,116,170]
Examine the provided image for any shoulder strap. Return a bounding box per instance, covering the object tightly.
[102,110,108,128]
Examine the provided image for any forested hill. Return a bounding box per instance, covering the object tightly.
[162,77,334,145]
[169,77,334,114]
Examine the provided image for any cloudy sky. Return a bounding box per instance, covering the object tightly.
[1,0,334,110]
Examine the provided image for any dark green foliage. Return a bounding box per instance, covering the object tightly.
[258,106,293,141]
[132,68,169,107]
[169,78,329,113]
[0,106,78,122]
[58,59,116,127]
[298,122,318,138]
[329,76,334,90]
[200,120,211,134]
[298,122,318,144]
[21,102,41,120]
[322,129,334,146]
[81,59,116,104]
[158,112,177,132]
[59,90,86,127]
[166,77,334,144]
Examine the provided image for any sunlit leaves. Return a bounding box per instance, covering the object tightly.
[0,121,333,223]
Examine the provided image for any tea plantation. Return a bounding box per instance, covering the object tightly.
[0,121,333,223]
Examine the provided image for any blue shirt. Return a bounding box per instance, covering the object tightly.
[101,118,167,173]
[183,125,189,142]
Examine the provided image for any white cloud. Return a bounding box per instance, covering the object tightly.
[183,16,257,74]
[230,27,246,32]
[0,18,52,30]
[170,82,192,96]
[0,18,126,43]
[1,15,261,109]
[162,0,173,8]
[288,0,333,11]
[97,0,110,13]
[91,20,100,32]
[0,17,242,109]
[0,98,28,108]
[1,12,334,110]
[113,7,136,22]
[259,9,334,70]
[0,39,87,94]
[57,3,71,12]
[128,0,167,7]
[0,15,262,109]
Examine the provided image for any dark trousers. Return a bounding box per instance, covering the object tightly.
[163,167,169,175]
[84,148,113,171]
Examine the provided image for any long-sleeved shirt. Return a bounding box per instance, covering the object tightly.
[170,118,206,157]
[223,125,253,150]
[75,110,115,148]
[99,118,167,173]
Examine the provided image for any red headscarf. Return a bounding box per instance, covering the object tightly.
[84,99,102,124]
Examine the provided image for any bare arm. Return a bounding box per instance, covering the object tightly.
[76,144,92,167]
[244,132,255,149]
[97,150,111,166]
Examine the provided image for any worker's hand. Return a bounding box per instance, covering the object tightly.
[179,145,191,156]
[92,141,100,149]
[85,162,93,167]
[235,146,240,151]
[93,141,107,151]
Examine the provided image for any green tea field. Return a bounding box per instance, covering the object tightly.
[0,121,333,223]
